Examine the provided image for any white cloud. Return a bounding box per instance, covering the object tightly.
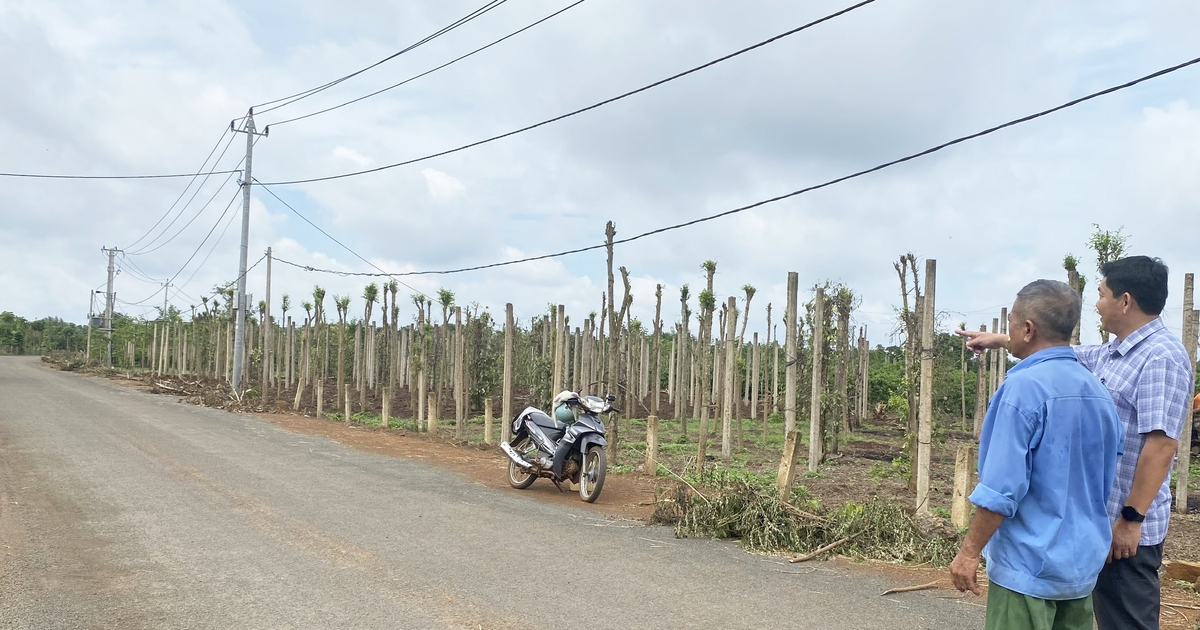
[1,0,1199,348]
[421,168,466,204]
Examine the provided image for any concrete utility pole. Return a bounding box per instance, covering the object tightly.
[102,246,119,366]
[230,110,268,392]
[261,246,272,394]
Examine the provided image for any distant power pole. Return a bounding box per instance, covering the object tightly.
[102,246,120,366]
[229,110,268,392]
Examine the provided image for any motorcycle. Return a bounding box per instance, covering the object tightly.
[499,393,615,503]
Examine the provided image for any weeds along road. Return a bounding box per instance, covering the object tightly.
[0,357,983,629]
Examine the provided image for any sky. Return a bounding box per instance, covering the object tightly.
[2,0,1199,347]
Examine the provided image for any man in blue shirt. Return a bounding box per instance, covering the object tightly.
[961,257,1193,628]
[950,280,1123,630]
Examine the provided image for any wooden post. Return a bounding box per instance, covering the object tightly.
[808,287,826,472]
[721,296,737,462]
[974,324,988,440]
[150,323,157,375]
[501,303,514,445]
[989,317,1000,399]
[645,414,659,476]
[382,386,390,429]
[417,364,427,433]
[777,430,801,503]
[316,380,324,418]
[454,306,465,440]
[552,304,565,395]
[427,391,438,434]
[998,307,1009,386]
[752,332,763,444]
[777,272,801,500]
[484,397,493,445]
[1176,274,1196,514]
[344,383,352,424]
[915,259,937,514]
[951,444,975,527]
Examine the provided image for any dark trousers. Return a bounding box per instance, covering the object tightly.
[1093,542,1163,630]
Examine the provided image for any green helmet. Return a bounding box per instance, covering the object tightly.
[554,403,575,424]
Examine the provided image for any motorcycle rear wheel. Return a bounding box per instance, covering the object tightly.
[578,445,606,503]
[507,437,537,489]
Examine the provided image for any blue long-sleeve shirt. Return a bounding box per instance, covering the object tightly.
[969,345,1123,601]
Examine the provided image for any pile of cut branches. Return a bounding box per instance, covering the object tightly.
[668,477,960,566]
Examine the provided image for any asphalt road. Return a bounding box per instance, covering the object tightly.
[0,357,984,629]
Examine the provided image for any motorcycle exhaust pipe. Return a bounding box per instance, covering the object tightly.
[500,441,535,470]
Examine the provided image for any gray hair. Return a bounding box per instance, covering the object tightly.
[1014,280,1081,342]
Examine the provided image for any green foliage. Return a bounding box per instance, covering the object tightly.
[1087,224,1128,271]
[674,478,961,566]
[0,312,88,355]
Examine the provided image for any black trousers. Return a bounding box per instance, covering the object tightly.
[1093,542,1163,630]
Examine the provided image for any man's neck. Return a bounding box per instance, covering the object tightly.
[1014,340,1069,360]
[1109,315,1157,342]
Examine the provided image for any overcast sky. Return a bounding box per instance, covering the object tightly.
[2,0,1198,347]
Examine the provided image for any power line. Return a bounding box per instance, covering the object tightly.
[267,0,587,128]
[121,188,244,305]
[0,169,241,180]
[123,127,236,250]
[126,156,244,256]
[254,179,423,295]
[253,0,509,115]
[127,134,259,256]
[269,54,1200,278]
[257,0,878,186]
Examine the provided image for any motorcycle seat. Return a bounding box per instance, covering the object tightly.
[527,411,563,430]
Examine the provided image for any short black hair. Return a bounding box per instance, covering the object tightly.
[1101,256,1169,315]
[1015,280,1081,343]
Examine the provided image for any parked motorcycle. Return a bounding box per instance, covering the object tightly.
[499,393,615,503]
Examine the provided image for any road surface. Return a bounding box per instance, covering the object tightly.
[0,357,984,628]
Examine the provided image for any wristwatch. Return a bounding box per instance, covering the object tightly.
[1120,506,1145,523]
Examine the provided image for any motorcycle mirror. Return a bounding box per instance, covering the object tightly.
[605,394,617,402]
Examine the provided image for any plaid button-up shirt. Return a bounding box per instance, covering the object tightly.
[1075,318,1193,545]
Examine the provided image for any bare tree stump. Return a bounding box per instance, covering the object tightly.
[382,386,390,429]
[645,415,659,476]
[777,429,802,502]
[484,397,493,445]
[951,444,975,527]
[427,392,438,434]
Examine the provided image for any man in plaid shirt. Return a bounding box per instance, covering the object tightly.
[961,256,1193,629]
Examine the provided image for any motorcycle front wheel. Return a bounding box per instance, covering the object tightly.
[508,437,537,489]
[578,445,606,503]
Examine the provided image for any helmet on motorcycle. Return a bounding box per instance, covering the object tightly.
[554,403,576,424]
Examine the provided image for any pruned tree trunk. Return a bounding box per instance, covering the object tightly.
[915,259,937,514]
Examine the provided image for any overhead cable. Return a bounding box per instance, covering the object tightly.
[122,188,244,305]
[257,0,878,185]
[126,143,245,255]
[254,179,423,294]
[268,0,587,127]
[253,0,509,115]
[270,54,1200,277]
[124,128,236,251]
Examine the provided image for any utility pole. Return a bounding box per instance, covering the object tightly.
[161,281,171,318]
[261,246,272,395]
[101,246,119,366]
[229,110,268,392]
